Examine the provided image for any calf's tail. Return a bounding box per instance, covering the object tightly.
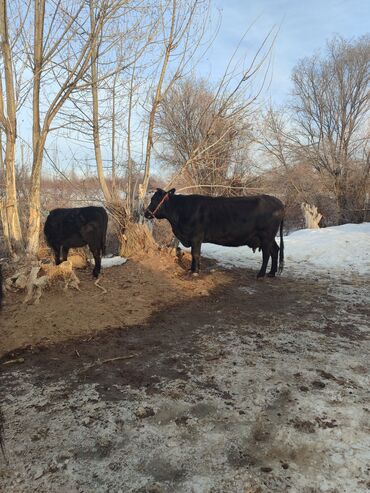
[101,232,107,257]
[101,216,108,256]
[278,219,284,274]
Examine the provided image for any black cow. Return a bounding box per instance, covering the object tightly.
[44,206,108,278]
[145,189,284,278]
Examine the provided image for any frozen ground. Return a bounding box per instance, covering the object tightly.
[0,228,369,493]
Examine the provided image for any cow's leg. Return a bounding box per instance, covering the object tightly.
[268,240,279,277]
[257,241,272,279]
[61,246,69,262]
[173,238,183,258]
[191,241,201,274]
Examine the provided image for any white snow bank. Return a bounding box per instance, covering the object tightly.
[90,256,127,268]
[201,222,370,277]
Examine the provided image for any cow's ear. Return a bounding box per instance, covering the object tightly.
[168,188,176,196]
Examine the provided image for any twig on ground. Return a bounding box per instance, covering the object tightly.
[2,357,25,365]
[78,354,138,374]
[94,278,107,294]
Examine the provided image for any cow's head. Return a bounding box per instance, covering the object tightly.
[144,188,176,219]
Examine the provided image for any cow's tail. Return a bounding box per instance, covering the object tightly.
[278,218,284,274]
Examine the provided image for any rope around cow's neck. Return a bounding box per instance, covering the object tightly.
[147,193,170,219]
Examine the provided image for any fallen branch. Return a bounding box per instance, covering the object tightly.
[2,357,25,365]
[94,278,107,294]
[78,354,138,374]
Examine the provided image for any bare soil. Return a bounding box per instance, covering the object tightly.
[0,251,369,493]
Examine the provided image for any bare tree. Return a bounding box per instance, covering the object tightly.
[26,0,129,257]
[162,24,278,195]
[156,77,254,195]
[291,35,370,223]
[139,0,212,202]
[54,1,162,215]
[0,0,25,256]
[89,0,113,204]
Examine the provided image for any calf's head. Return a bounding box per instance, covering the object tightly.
[144,188,175,219]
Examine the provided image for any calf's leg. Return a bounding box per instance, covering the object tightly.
[53,246,61,265]
[89,244,101,278]
[61,246,70,262]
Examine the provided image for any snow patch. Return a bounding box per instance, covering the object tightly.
[102,256,127,268]
[199,222,370,277]
[89,256,127,268]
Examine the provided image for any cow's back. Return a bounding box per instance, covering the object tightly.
[44,206,108,247]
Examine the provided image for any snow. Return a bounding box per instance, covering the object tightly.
[200,222,370,277]
[101,256,127,268]
[89,256,127,268]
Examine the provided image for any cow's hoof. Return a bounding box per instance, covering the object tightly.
[191,272,199,277]
[267,272,276,278]
[92,271,99,278]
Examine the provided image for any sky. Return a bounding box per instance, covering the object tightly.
[28,0,370,178]
[199,0,370,105]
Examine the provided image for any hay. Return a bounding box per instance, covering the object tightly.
[38,245,88,268]
[42,261,81,291]
[68,253,88,269]
[119,222,158,258]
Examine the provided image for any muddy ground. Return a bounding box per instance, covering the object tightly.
[0,251,369,493]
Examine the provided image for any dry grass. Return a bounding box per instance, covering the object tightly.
[119,222,158,258]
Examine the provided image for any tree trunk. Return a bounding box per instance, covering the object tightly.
[126,65,135,215]
[140,0,177,202]
[0,0,24,256]
[5,135,23,254]
[26,0,45,257]
[27,141,45,256]
[111,74,117,200]
[0,198,12,255]
[334,176,350,224]
[90,3,112,204]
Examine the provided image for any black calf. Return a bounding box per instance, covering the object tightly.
[44,206,108,278]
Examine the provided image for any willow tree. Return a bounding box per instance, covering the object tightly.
[26,0,128,257]
[0,0,25,256]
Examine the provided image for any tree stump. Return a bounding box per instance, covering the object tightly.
[301,203,322,229]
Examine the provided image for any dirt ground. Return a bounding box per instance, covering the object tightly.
[0,251,369,493]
